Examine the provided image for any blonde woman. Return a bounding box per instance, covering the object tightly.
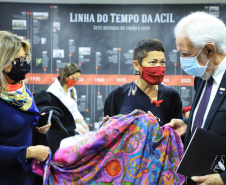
[0,31,50,185]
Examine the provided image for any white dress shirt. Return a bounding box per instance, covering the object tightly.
[47,78,84,122]
[191,57,226,131]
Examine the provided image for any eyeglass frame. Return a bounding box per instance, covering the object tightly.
[12,54,28,67]
[69,75,80,81]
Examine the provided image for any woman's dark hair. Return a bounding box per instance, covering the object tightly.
[133,38,165,66]
[58,63,81,86]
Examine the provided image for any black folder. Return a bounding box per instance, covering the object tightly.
[177,127,226,178]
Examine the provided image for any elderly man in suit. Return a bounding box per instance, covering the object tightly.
[167,11,226,185]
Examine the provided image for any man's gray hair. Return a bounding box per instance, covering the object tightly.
[174,11,226,54]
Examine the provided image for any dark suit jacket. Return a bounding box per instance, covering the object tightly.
[184,72,226,184]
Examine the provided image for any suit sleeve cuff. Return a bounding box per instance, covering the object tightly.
[220,171,226,183]
[17,146,32,171]
[183,118,189,125]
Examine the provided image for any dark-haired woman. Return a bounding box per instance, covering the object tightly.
[47,63,89,135]
[104,38,183,126]
[34,63,88,156]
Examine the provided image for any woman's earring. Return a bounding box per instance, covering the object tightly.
[135,70,141,75]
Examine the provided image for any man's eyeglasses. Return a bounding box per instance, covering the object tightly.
[12,55,28,67]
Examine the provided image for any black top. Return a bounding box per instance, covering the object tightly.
[33,90,76,155]
[104,81,183,126]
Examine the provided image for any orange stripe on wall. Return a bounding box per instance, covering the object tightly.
[26,74,194,86]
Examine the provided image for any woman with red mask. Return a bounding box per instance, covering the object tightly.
[33,63,88,162]
[47,63,89,135]
[104,38,183,126]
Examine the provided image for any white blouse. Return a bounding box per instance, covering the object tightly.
[47,78,84,121]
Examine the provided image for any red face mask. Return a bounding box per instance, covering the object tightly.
[140,66,166,85]
[66,78,78,87]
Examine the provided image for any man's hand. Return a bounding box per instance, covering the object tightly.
[166,119,187,136]
[191,174,225,185]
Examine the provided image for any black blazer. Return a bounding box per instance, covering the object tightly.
[184,71,226,183]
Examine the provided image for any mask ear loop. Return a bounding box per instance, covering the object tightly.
[198,47,211,67]
[195,48,207,68]
[205,58,211,67]
[196,49,203,57]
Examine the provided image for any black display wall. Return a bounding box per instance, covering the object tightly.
[0,3,224,129]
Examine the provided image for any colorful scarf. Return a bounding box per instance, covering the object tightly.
[0,82,40,123]
[32,109,185,184]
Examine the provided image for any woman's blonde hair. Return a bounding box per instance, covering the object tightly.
[0,31,31,91]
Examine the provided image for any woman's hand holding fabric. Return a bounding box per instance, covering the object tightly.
[26,145,50,162]
[76,119,89,133]
[75,124,88,135]
[102,115,110,123]
[81,120,89,132]
[102,112,154,125]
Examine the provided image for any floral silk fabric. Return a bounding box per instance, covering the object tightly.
[33,109,185,184]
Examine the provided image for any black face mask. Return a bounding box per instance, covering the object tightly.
[5,61,30,82]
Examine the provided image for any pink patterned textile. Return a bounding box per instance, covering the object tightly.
[32,109,185,185]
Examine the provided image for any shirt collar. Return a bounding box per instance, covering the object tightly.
[212,56,226,86]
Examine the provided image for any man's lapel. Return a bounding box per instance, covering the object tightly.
[204,71,226,129]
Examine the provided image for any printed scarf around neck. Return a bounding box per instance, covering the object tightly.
[0,82,40,123]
